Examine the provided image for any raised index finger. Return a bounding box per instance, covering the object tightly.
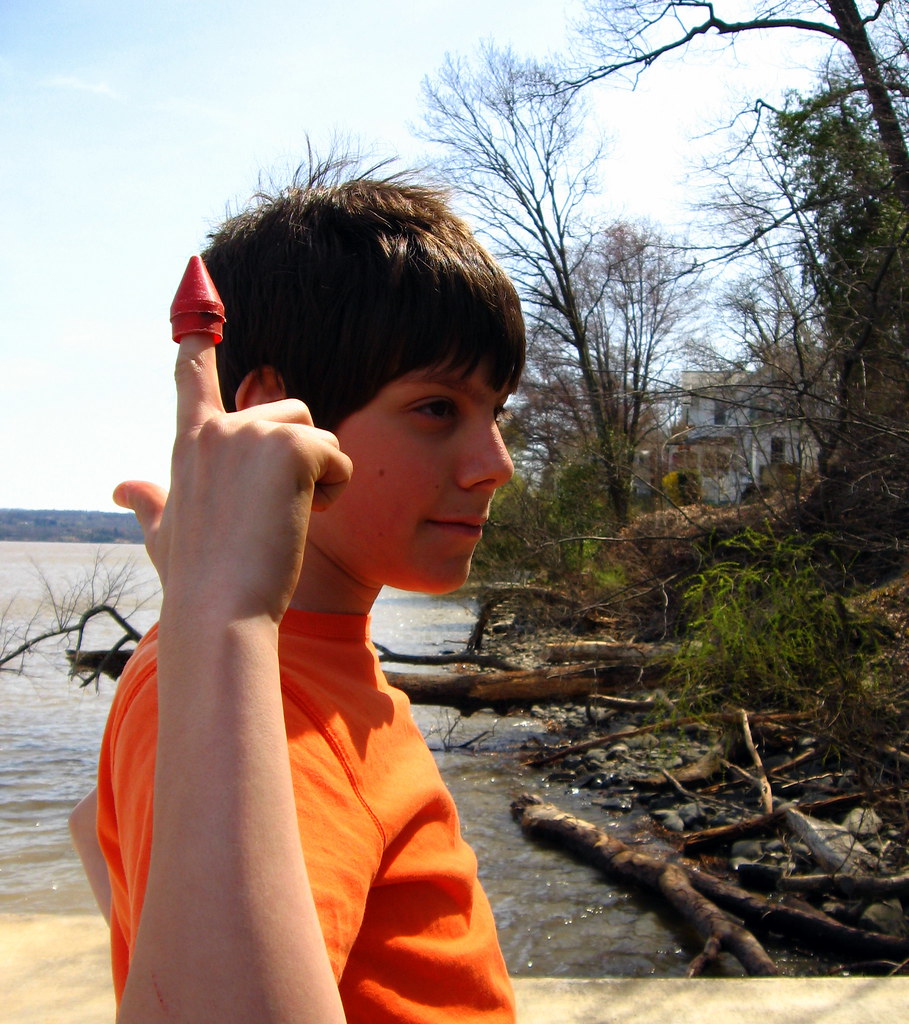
[170,255,227,432]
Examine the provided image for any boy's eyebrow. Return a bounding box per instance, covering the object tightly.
[399,367,511,402]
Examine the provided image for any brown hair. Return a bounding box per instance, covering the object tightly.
[204,160,525,428]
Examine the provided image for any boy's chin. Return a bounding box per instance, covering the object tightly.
[396,564,474,597]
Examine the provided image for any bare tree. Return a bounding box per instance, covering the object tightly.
[0,552,153,689]
[419,45,698,522]
[575,0,909,211]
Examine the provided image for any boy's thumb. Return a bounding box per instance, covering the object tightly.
[113,480,167,548]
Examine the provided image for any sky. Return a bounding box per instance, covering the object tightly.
[0,0,829,512]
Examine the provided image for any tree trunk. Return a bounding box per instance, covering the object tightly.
[827,0,909,211]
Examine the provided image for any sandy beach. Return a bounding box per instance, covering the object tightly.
[2,913,114,1024]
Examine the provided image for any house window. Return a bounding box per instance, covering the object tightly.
[770,437,785,463]
[713,402,726,425]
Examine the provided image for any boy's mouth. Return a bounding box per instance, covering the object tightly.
[427,517,487,539]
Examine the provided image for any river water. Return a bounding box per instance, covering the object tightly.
[0,540,714,978]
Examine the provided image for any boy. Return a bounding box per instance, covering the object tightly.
[87,163,525,1023]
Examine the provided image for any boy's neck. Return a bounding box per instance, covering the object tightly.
[288,544,380,617]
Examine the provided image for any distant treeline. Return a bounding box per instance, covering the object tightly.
[0,508,143,545]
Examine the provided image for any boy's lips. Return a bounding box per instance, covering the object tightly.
[427,516,487,538]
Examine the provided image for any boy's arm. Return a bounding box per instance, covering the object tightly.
[68,788,111,924]
[114,330,351,1024]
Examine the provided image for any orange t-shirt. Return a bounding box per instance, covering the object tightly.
[96,609,515,1023]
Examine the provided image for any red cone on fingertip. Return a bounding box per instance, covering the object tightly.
[170,255,226,343]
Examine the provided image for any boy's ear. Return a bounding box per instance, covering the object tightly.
[235,366,287,409]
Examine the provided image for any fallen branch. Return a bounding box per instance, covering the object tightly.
[680,789,894,855]
[511,793,778,977]
[739,709,774,814]
[635,748,725,789]
[386,662,652,714]
[777,871,909,900]
[687,867,909,962]
[587,693,665,713]
[523,721,670,767]
[373,642,518,672]
[545,640,678,664]
[511,794,909,969]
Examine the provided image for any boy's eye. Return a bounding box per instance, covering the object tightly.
[417,399,456,419]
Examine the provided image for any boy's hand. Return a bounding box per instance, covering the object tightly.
[116,327,351,1024]
[115,331,351,623]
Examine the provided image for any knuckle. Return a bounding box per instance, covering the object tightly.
[195,414,232,447]
[280,398,313,424]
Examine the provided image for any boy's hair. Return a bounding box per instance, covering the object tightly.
[204,160,525,428]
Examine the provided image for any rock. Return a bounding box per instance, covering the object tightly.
[858,900,908,937]
[731,839,766,863]
[651,809,685,832]
[709,811,737,827]
[625,733,660,751]
[840,806,883,838]
[785,808,878,875]
[820,899,850,921]
[573,772,600,789]
[598,795,634,812]
[677,802,705,829]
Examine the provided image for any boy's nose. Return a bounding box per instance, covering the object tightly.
[459,423,514,492]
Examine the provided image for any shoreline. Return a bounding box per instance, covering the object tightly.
[5,912,909,1024]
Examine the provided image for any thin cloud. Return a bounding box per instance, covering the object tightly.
[44,75,120,99]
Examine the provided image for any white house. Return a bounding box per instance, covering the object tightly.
[663,369,818,504]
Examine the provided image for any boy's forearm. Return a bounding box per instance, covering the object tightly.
[118,609,345,1024]
[68,788,111,924]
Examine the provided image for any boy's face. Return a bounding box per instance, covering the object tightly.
[296,362,514,614]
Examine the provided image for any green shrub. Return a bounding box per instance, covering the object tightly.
[666,526,883,717]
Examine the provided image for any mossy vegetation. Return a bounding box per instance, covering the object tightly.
[664,526,891,727]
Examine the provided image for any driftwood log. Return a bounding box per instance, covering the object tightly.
[71,647,657,714]
[545,640,678,664]
[385,662,656,713]
[71,642,668,713]
[511,794,778,977]
[511,794,909,971]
